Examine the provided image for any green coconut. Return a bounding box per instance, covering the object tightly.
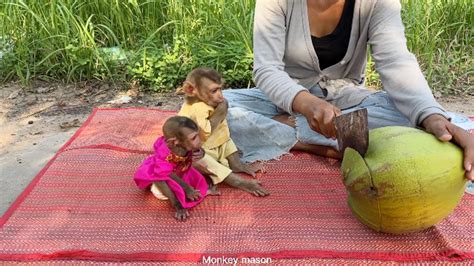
[341,126,467,234]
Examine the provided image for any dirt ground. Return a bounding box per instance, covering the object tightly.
[0,80,473,215]
[0,81,184,216]
[2,81,473,138]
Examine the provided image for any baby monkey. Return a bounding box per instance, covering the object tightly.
[134,116,218,221]
[177,67,269,197]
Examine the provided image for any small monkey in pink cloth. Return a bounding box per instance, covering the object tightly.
[134,116,218,221]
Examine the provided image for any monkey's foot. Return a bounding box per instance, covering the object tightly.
[224,173,269,197]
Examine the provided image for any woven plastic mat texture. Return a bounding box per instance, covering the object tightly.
[1,108,473,263]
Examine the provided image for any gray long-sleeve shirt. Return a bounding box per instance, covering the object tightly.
[253,0,448,126]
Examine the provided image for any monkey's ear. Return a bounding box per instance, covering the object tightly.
[181,81,197,96]
[165,137,179,148]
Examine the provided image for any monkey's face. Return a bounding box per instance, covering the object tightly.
[177,127,202,152]
[196,78,224,108]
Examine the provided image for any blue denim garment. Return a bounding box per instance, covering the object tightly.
[223,87,412,163]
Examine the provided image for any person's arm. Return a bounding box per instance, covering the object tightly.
[253,0,310,114]
[253,0,339,138]
[368,0,448,125]
[369,0,473,180]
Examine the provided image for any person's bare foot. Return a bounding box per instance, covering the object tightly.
[273,114,296,127]
[227,152,263,177]
[272,115,341,159]
[293,141,342,159]
[224,173,269,197]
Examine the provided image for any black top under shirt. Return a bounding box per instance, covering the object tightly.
[311,0,354,70]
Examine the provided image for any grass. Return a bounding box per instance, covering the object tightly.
[400,0,473,95]
[0,0,472,94]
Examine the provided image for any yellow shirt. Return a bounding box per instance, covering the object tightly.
[178,102,231,150]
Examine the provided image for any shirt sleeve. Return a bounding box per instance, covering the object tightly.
[253,0,309,114]
[368,0,449,125]
[192,102,214,141]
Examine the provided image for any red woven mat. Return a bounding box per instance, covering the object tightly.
[1,108,473,263]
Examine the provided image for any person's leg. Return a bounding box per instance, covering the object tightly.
[273,113,342,158]
[224,88,298,162]
[292,142,342,158]
[224,88,342,160]
[224,88,410,161]
[356,91,412,129]
[290,91,411,158]
[224,88,287,116]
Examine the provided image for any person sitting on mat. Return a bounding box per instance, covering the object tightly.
[134,116,218,221]
[222,0,474,181]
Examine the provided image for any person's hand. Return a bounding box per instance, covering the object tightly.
[292,91,341,138]
[422,114,474,180]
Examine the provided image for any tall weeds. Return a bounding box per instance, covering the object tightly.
[0,0,471,94]
[400,0,472,94]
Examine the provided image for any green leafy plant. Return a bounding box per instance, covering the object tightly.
[128,38,194,92]
[0,0,471,95]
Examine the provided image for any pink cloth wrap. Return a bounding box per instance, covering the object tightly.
[134,137,207,208]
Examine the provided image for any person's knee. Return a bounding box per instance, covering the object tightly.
[223,90,237,103]
[227,106,249,120]
[223,89,249,104]
[362,91,390,107]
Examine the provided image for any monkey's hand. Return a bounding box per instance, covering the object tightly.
[193,161,214,176]
[192,148,205,161]
[185,187,202,201]
[209,99,228,131]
